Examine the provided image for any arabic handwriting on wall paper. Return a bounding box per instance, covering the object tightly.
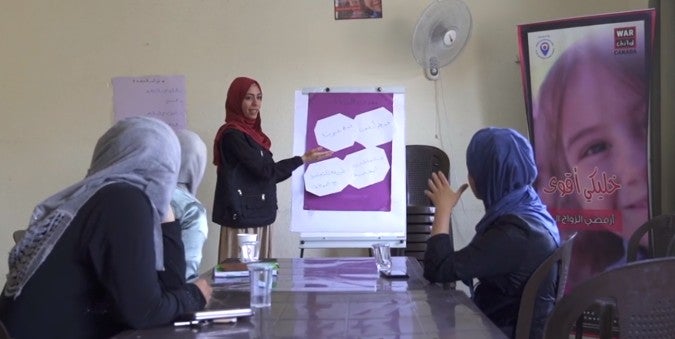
[132,77,166,84]
[358,119,392,133]
[320,123,354,138]
[146,110,179,117]
[307,168,347,180]
[329,96,382,106]
[145,87,182,95]
[353,154,385,168]
[308,180,341,191]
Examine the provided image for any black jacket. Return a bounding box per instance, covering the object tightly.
[424,214,558,339]
[212,129,303,228]
[0,183,205,339]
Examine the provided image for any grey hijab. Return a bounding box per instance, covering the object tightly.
[176,129,207,196]
[4,116,180,298]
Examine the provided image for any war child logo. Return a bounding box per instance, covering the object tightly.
[614,26,637,55]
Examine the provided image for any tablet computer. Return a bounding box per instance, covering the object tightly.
[173,307,253,326]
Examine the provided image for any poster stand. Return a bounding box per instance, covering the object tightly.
[298,234,405,258]
[291,86,406,256]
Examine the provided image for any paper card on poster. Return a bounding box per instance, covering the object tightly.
[303,147,390,196]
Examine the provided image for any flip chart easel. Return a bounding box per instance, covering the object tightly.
[291,86,406,256]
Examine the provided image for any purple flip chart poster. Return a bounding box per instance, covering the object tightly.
[303,92,393,212]
[291,88,406,236]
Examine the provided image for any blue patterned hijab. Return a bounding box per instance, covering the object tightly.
[466,127,559,243]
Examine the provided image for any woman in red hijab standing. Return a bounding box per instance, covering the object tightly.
[213,77,331,261]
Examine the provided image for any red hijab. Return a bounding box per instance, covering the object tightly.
[213,77,272,166]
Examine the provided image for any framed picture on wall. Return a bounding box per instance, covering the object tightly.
[334,0,382,20]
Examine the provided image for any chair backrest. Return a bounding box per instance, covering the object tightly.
[405,206,436,262]
[544,257,675,339]
[515,233,577,339]
[626,214,675,262]
[668,236,675,256]
[405,145,450,207]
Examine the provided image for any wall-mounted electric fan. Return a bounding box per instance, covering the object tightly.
[412,0,472,80]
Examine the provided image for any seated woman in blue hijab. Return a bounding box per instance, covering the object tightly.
[423,127,560,339]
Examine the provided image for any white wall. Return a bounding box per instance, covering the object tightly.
[0,0,657,283]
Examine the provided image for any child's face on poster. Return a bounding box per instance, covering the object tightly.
[560,62,648,240]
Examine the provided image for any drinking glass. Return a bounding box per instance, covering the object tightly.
[372,243,392,273]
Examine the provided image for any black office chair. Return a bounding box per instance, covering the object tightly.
[575,215,675,338]
[403,145,451,264]
[405,205,436,262]
[403,145,454,288]
[515,233,576,339]
[626,214,675,262]
[544,257,675,339]
[405,145,450,207]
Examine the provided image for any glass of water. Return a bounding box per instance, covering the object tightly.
[371,243,392,273]
[247,262,274,307]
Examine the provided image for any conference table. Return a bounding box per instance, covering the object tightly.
[114,257,507,338]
